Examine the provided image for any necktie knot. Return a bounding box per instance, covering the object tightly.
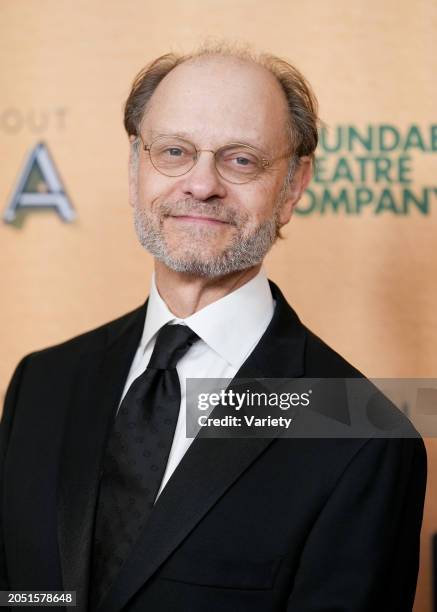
[147,323,199,370]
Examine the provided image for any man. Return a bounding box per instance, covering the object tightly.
[0,46,427,612]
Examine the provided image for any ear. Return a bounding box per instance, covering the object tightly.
[128,135,138,208]
[277,156,312,226]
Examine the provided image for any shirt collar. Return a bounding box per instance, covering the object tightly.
[140,269,274,368]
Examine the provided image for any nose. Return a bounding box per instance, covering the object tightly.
[179,151,227,201]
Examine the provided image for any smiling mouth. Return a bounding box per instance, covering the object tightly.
[169,214,230,225]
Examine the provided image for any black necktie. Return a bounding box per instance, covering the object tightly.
[89,323,199,609]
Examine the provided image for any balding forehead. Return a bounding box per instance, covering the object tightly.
[141,53,290,153]
[169,54,286,99]
[147,54,289,121]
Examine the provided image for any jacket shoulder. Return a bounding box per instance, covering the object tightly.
[303,328,364,378]
[23,303,146,364]
[303,328,422,438]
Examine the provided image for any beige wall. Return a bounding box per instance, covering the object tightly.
[1,1,436,609]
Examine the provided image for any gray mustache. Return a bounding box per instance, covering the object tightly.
[159,199,241,225]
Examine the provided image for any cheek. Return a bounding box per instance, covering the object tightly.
[136,169,175,209]
[243,182,279,222]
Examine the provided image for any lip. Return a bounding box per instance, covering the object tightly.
[169,215,229,225]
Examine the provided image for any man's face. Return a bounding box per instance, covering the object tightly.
[129,56,308,277]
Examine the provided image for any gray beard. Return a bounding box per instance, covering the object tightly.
[133,198,281,278]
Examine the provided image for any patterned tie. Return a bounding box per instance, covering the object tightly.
[89,323,199,609]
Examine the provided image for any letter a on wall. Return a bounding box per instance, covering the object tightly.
[3,142,75,223]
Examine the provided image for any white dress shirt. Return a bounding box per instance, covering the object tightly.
[119,268,275,500]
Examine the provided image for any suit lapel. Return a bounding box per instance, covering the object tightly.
[97,281,307,612]
[57,304,147,611]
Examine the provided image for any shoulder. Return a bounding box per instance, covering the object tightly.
[16,303,146,369]
[303,327,364,378]
[306,329,425,443]
[268,281,421,439]
[268,279,362,378]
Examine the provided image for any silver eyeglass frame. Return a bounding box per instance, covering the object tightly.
[138,134,292,185]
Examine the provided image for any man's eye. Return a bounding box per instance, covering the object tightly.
[235,156,253,166]
[165,147,184,157]
[222,153,258,167]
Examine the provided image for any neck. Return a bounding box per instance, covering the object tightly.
[154,261,262,318]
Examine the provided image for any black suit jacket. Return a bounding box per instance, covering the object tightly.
[0,281,427,612]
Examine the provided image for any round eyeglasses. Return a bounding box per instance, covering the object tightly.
[140,135,281,185]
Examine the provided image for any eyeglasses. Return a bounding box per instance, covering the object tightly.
[140,135,291,185]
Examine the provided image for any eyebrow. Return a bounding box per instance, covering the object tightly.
[147,130,268,154]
